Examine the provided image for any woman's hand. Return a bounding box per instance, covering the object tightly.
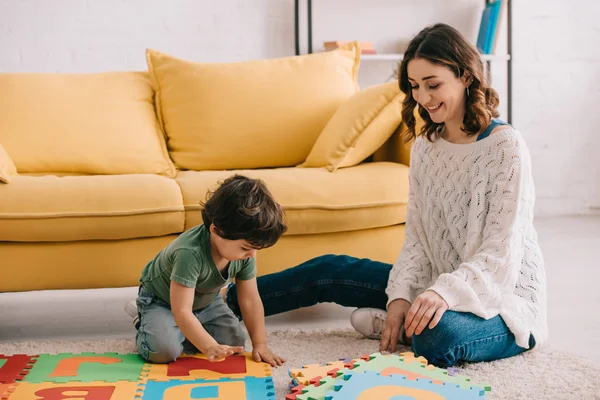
[404,290,448,337]
[380,299,411,353]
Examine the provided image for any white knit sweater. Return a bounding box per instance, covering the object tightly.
[386,128,548,349]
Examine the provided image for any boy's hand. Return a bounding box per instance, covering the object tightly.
[252,344,285,367]
[204,344,244,362]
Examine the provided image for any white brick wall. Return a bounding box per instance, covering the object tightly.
[0,0,598,216]
[513,0,600,216]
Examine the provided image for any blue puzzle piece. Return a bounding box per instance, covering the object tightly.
[139,376,275,400]
[324,370,486,400]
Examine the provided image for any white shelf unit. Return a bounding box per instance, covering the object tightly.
[360,54,511,62]
[294,0,513,123]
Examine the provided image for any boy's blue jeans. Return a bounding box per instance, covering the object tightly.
[136,285,246,363]
[225,254,535,367]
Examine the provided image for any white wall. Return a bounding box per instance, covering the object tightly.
[512,1,600,216]
[0,0,598,216]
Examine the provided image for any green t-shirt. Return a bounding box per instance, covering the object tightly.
[139,224,256,310]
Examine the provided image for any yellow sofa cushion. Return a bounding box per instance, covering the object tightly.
[0,144,18,184]
[0,174,185,242]
[301,81,404,171]
[146,44,360,171]
[0,72,176,176]
[175,162,409,235]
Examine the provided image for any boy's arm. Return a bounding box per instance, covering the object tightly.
[236,277,267,347]
[170,281,242,360]
[237,277,285,366]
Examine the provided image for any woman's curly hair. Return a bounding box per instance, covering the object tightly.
[399,23,500,142]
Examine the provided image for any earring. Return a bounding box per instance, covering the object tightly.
[466,87,470,98]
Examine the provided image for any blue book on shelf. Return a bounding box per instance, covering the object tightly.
[476,3,494,54]
[485,0,502,54]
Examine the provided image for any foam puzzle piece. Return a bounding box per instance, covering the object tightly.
[291,376,341,400]
[0,355,38,383]
[285,383,306,400]
[289,365,440,400]
[2,381,139,400]
[142,353,271,382]
[136,377,275,400]
[23,353,145,383]
[324,370,487,400]
[1,383,14,399]
[286,352,492,399]
[352,352,490,391]
[288,360,354,386]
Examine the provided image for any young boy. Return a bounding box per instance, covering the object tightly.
[124,175,287,367]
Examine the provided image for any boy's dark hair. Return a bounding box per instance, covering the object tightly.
[201,175,287,249]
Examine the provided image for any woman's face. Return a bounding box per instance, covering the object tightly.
[407,58,468,125]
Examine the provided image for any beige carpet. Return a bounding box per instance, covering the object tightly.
[1,328,598,399]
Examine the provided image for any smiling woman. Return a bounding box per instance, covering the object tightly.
[399,23,500,144]
[224,22,548,369]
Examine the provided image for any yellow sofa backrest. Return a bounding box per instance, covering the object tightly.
[0,45,415,177]
[146,44,361,171]
[0,71,176,177]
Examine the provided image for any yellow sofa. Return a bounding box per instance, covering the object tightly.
[0,43,412,293]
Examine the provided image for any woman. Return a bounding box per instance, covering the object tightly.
[228,23,546,368]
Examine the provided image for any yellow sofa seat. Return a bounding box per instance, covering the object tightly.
[176,162,409,235]
[0,174,185,242]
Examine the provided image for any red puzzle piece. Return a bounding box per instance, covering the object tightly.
[285,384,306,400]
[32,386,115,400]
[167,354,246,377]
[0,355,37,384]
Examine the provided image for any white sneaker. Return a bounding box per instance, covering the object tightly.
[124,300,140,329]
[351,308,407,344]
[124,300,138,318]
[351,308,387,339]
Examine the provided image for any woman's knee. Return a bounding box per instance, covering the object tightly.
[410,312,464,367]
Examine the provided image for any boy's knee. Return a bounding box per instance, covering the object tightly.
[214,323,246,348]
[146,341,183,364]
[225,325,247,348]
[138,332,183,364]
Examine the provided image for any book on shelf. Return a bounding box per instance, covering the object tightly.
[477,0,506,54]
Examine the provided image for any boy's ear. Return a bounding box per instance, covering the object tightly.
[209,223,224,238]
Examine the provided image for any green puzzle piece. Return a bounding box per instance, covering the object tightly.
[24,352,145,383]
[351,352,490,392]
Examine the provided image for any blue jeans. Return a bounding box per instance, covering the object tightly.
[136,285,246,363]
[225,254,535,367]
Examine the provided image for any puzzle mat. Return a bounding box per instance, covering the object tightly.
[0,352,274,400]
[0,351,490,399]
[286,351,491,400]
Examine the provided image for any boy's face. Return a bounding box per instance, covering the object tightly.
[210,225,259,261]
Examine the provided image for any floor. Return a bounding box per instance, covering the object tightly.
[1,216,599,362]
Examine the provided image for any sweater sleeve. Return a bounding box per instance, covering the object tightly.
[385,141,433,308]
[429,134,527,318]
